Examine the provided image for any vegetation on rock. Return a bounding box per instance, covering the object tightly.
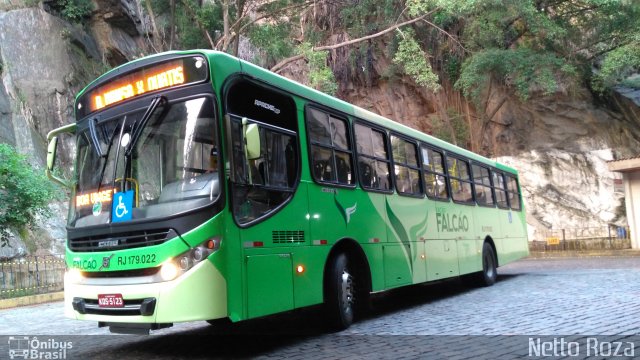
[0,144,61,248]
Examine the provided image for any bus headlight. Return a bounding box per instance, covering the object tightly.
[160,261,179,281]
[159,237,221,281]
[67,268,84,284]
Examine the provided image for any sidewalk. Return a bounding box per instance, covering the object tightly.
[0,291,64,310]
[528,248,640,258]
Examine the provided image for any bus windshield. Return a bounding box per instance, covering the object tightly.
[69,96,219,228]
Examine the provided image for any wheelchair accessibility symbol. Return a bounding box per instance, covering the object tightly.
[112,190,134,223]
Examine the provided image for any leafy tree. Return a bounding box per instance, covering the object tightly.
[393,29,440,92]
[0,144,61,247]
[48,0,93,23]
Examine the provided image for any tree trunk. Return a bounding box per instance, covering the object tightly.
[144,0,162,51]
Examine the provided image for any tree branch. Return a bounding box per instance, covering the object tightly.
[216,0,315,51]
[271,11,438,73]
[420,18,468,54]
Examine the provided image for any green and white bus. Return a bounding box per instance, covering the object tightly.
[46,50,528,334]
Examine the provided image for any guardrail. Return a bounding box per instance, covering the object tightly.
[530,225,631,251]
[0,255,65,299]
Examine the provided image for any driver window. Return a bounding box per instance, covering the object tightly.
[225,79,299,225]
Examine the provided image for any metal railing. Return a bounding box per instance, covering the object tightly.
[0,255,65,299]
[530,225,631,252]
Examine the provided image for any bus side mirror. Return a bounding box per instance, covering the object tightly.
[46,123,76,188]
[243,120,261,160]
[46,136,58,173]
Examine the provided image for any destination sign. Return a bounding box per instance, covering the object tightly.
[75,188,116,208]
[78,56,208,117]
[92,64,185,111]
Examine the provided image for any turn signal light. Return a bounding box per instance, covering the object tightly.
[296,265,305,274]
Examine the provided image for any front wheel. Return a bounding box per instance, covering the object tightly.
[324,253,355,330]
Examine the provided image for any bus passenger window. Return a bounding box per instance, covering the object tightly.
[493,172,509,209]
[472,164,494,206]
[506,175,521,210]
[391,135,421,196]
[355,123,391,192]
[447,156,473,203]
[306,108,354,185]
[421,146,448,200]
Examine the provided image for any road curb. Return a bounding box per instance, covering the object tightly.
[0,291,64,310]
[527,249,640,258]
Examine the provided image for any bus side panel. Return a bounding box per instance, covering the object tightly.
[460,206,502,275]
[384,195,428,286]
[308,184,387,292]
[246,254,294,318]
[499,209,529,265]
[237,183,311,320]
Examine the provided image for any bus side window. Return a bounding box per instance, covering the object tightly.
[493,171,509,209]
[506,174,521,210]
[447,156,473,203]
[421,146,448,200]
[306,107,354,186]
[472,164,495,207]
[391,135,421,196]
[355,123,391,192]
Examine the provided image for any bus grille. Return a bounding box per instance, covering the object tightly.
[68,229,174,252]
[272,230,305,244]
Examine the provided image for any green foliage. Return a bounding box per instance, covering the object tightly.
[148,0,223,50]
[55,0,93,23]
[340,0,398,37]
[300,43,338,96]
[593,42,640,92]
[408,0,640,95]
[456,48,576,101]
[178,1,223,49]
[248,23,295,65]
[431,108,469,148]
[0,144,61,239]
[393,30,440,92]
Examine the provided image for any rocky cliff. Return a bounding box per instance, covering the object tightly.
[0,3,147,257]
[1,2,638,256]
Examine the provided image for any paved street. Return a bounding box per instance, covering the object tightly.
[1,256,640,359]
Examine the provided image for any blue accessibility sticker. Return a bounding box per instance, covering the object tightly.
[112,190,134,222]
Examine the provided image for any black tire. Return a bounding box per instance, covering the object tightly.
[324,253,355,330]
[462,242,497,287]
[479,242,497,286]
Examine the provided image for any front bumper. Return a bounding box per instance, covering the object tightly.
[64,260,227,324]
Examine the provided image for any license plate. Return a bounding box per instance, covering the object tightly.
[98,294,124,308]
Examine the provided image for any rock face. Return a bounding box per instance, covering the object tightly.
[0,5,145,255]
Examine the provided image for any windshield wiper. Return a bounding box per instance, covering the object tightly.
[88,117,106,157]
[125,96,167,157]
[96,116,126,195]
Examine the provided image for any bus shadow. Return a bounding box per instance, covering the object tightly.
[361,273,520,320]
[94,274,522,358]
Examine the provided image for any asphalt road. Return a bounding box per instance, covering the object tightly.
[1,256,640,359]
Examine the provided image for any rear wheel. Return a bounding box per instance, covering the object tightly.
[325,253,355,330]
[479,242,497,286]
[463,242,497,287]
